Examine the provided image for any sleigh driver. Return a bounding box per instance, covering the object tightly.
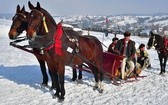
[114,31,136,79]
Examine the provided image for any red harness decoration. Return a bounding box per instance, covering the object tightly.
[44,23,63,55]
[54,23,63,55]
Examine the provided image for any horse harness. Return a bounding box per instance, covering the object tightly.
[28,9,97,67]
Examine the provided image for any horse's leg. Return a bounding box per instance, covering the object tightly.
[58,73,65,101]
[71,68,77,81]
[52,72,61,98]
[78,65,82,80]
[96,62,104,93]
[88,63,99,90]
[48,70,57,90]
[54,64,65,101]
[159,56,164,74]
[37,58,57,89]
[163,57,167,73]
[92,58,104,93]
[36,58,48,86]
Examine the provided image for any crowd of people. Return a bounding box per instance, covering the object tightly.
[108,31,151,79]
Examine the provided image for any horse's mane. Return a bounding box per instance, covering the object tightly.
[154,34,164,46]
[40,8,57,26]
[155,34,164,41]
[33,7,83,38]
[64,28,81,37]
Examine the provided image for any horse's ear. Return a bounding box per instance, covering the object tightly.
[16,5,20,13]
[36,2,41,9]
[21,5,25,12]
[28,1,34,10]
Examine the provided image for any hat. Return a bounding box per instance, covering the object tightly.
[112,37,119,41]
[124,31,131,37]
[139,43,145,49]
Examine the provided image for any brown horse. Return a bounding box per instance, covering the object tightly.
[8,5,58,89]
[147,32,168,75]
[27,1,103,101]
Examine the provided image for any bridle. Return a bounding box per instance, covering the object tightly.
[28,9,49,34]
[11,13,27,29]
[28,9,80,52]
[151,35,156,48]
[147,35,157,49]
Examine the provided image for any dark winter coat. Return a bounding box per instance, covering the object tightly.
[114,38,136,59]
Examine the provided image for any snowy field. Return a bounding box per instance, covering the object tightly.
[1,19,168,105]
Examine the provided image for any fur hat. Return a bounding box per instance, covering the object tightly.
[139,43,145,49]
[112,37,119,41]
[124,31,131,37]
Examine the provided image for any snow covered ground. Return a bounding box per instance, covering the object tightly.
[1,19,168,105]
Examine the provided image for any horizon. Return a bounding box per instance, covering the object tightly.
[0,0,168,16]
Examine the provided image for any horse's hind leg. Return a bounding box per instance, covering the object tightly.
[159,57,164,74]
[71,68,77,81]
[94,61,104,93]
[72,65,83,81]
[89,62,103,93]
[163,57,167,73]
[78,65,82,80]
[78,70,82,80]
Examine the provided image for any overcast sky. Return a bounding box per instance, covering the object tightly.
[1,0,168,16]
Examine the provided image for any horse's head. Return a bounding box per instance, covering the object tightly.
[26,1,57,48]
[27,1,56,40]
[8,5,28,39]
[147,33,163,50]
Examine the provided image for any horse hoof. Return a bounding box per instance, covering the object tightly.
[58,96,65,102]
[159,72,164,75]
[98,89,103,93]
[41,83,48,86]
[53,93,60,99]
[160,72,166,77]
[93,86,98,90]
[50,86,56,91]
[71,78,77,81]
[41,83,49,89]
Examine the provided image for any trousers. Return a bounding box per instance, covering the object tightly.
[121,58,135,79]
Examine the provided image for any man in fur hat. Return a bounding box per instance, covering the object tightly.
[114,31,136,79]
[108,37,119,53]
